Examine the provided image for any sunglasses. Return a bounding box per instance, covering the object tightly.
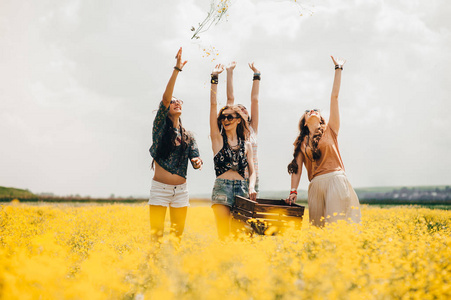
[170,99,184,105]
[305,109,320,114]
[219,114,239,122]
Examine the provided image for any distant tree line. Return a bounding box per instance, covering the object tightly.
[0,194,147,204]
[358,186,451,205]
[2,186,450,205]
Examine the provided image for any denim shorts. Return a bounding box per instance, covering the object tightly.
[148,180,190,208]
[211,178,248,208]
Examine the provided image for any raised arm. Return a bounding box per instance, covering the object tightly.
[226,61,237,106]
[210,64,225,151]
[328,56,346,134]
[162,47,187,108]
[249,62,260,133]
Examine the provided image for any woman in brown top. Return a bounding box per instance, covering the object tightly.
[286,56,361,227]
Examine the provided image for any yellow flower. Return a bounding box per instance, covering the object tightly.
[0,204,450,298]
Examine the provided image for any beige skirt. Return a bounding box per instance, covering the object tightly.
[308,171,361,226]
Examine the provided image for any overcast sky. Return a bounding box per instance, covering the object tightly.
[1,0,450,198]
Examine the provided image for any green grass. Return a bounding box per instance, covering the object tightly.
[0,186,36,198]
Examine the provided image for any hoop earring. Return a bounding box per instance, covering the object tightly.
[220,124,223,135]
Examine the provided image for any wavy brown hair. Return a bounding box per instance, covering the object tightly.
[236,104,251,123]
[287,113,326,174]
[152,99,192,169]
[217,105,250,141]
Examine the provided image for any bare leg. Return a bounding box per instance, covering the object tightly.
[169,206,188,239]
[149,205,167,243]
[212,204,231,240]
[231,215,245,237]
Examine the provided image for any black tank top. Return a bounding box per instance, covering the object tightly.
[214,134,248,178]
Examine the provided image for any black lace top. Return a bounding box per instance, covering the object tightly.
[214,134,248,178]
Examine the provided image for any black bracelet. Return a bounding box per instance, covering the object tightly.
[174,66,182,72]
[211,74,219,84]
[253,75,261,81]
[334,65,343,70]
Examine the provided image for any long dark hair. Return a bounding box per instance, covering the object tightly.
[287,114,326,174]
[152,116,191,169]
[217,105,250,141]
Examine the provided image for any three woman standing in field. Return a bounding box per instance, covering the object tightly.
[148,48,360,241]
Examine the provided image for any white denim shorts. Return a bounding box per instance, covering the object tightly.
[148,180,190,208]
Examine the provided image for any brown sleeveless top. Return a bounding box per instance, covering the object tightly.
[300,124,345,181]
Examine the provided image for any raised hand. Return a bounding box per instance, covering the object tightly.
[212,64,225,75]
[331,56,346,68]
[226,61,237,72]
[248,62,260,73]
[162,47,186,104]
[175,47,188,70]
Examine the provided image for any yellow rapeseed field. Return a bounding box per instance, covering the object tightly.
[0,203,450,299]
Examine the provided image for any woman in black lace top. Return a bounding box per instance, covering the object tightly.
[209,64,257,240]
